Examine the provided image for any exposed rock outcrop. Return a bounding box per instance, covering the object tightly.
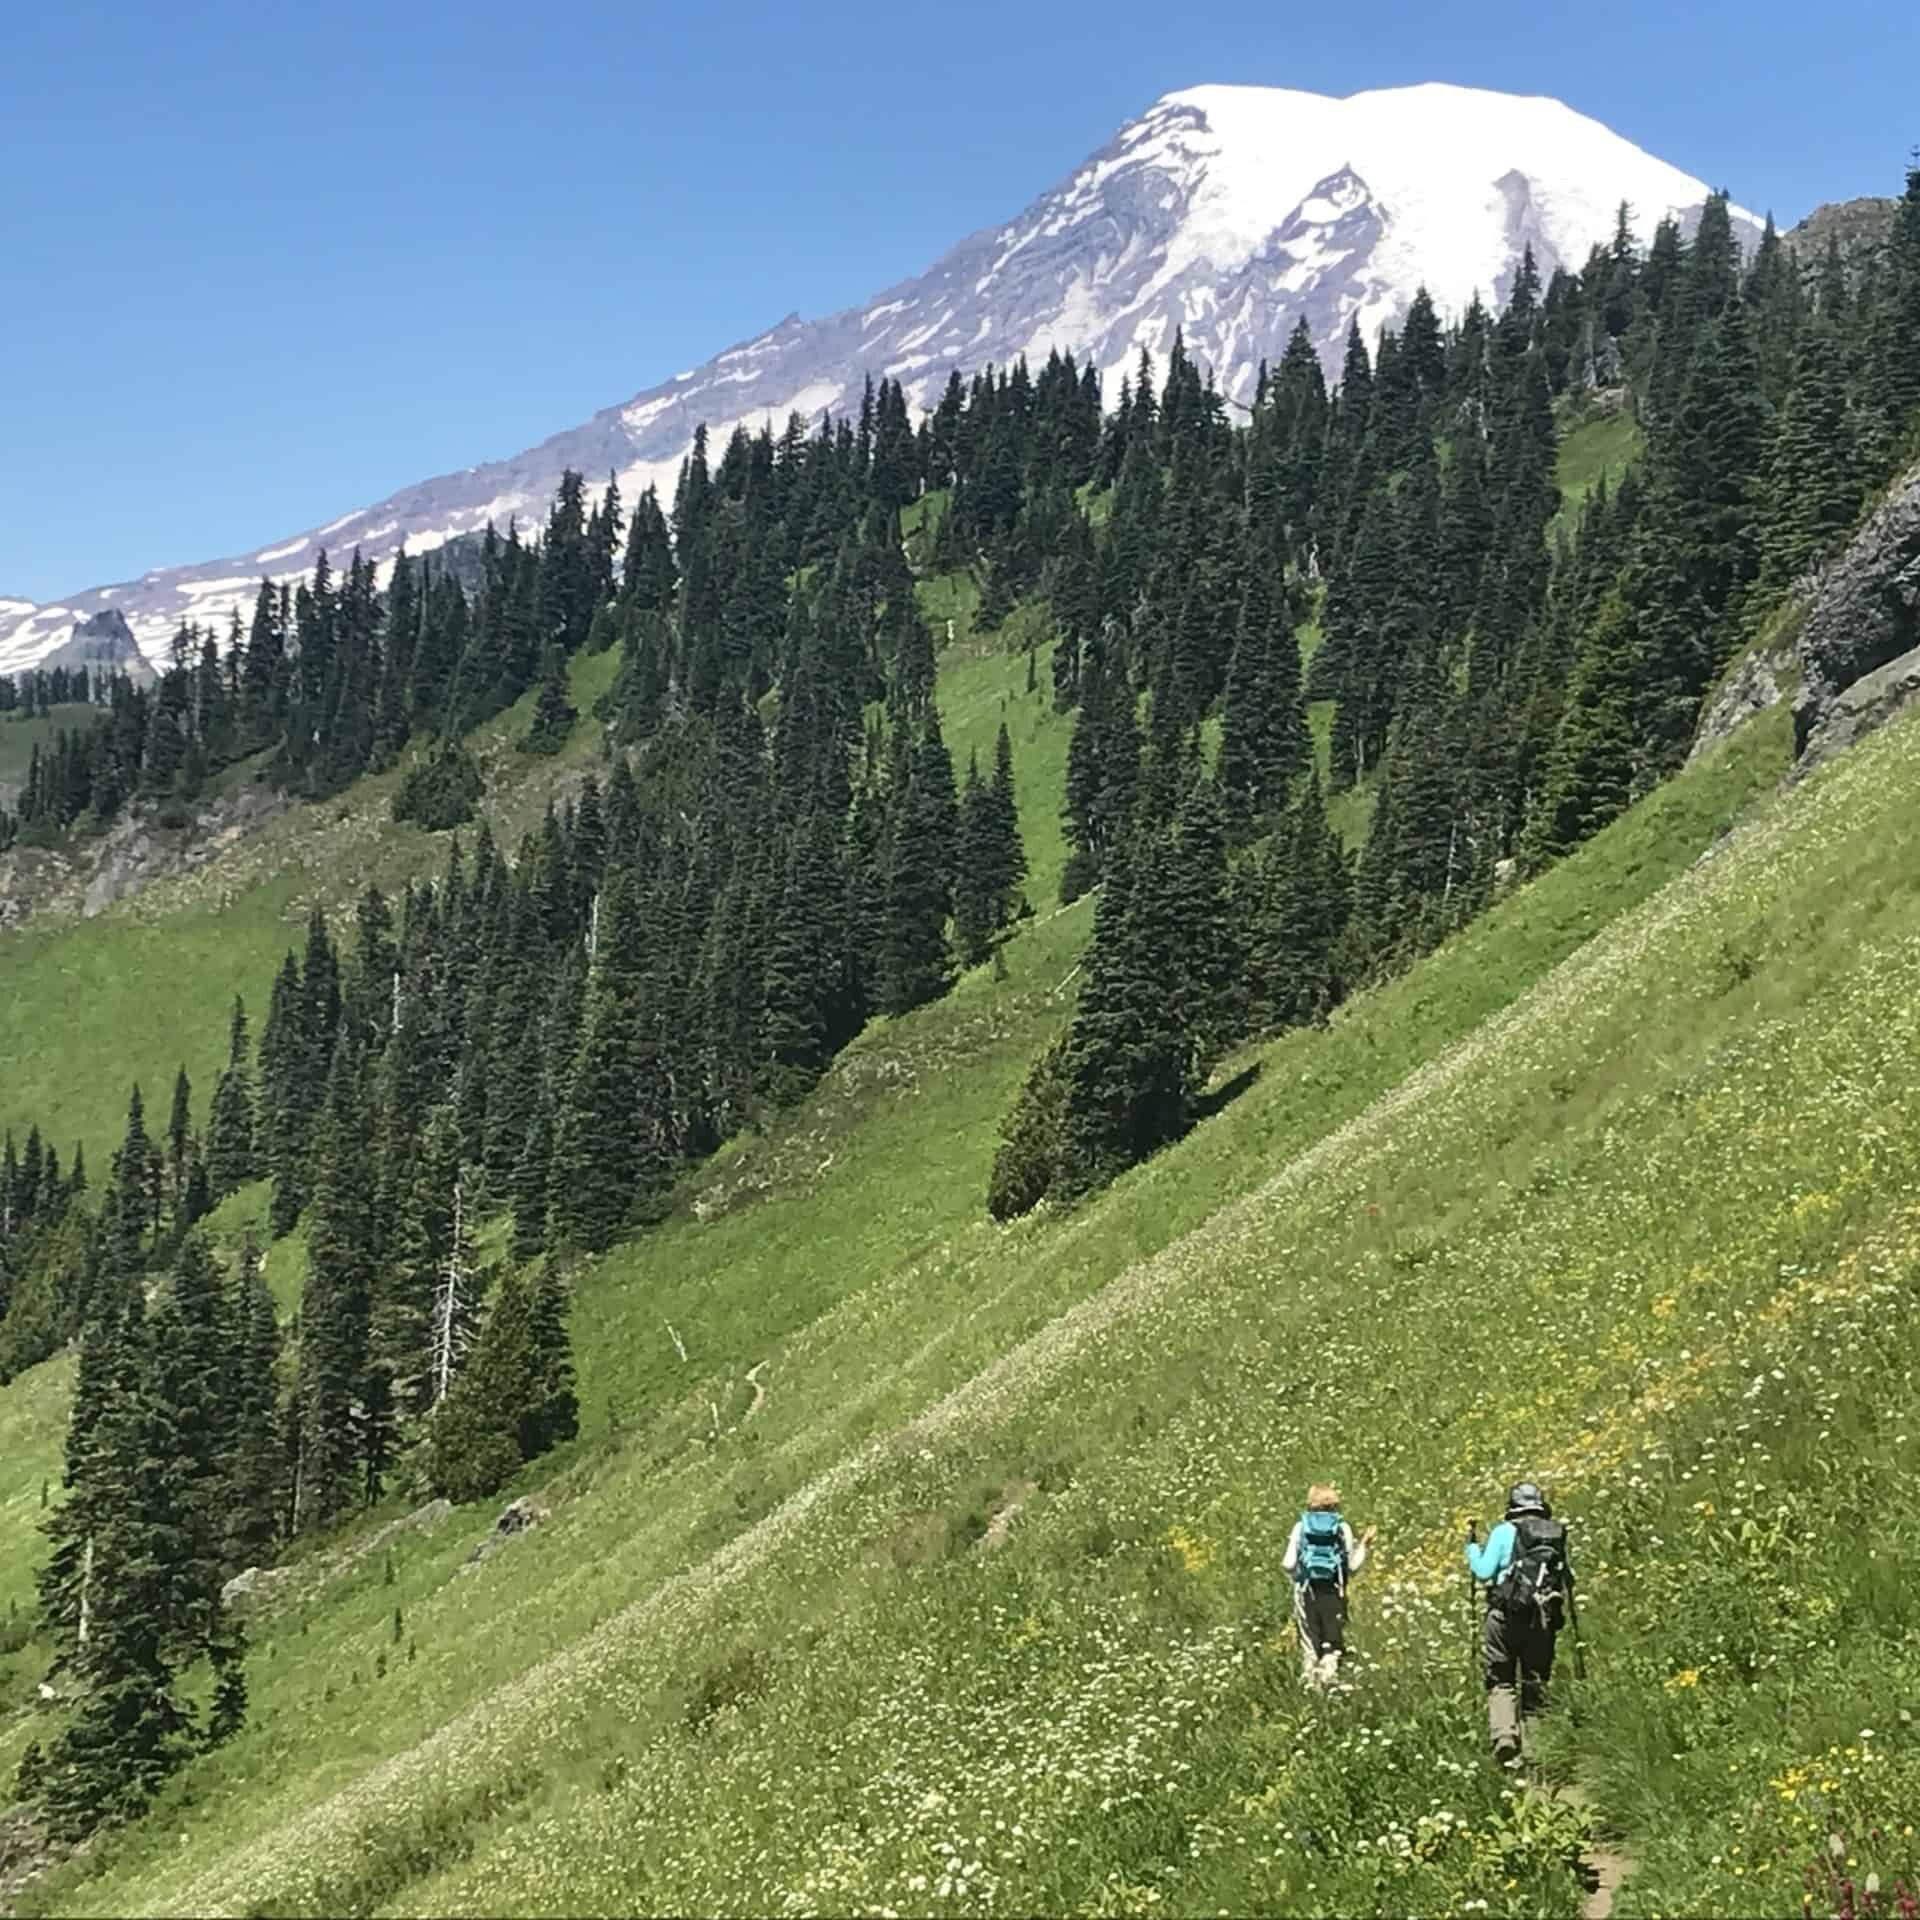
[1784,195,1898,265]
[463,1496,550,1570]
[0,1804,78,1916]
[1793,463,1920,771]
[1798,643,1920,769]
[33,608,157,689]
[0,781,290,931]
[1690,624,1799,762]
[220,1499,454,1616]
[220,1562,297,1610]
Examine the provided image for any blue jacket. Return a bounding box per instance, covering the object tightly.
[1466,1520,1517,1583]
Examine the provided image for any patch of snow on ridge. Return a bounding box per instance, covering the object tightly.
[622,394,676,433]
[771,380,842,423]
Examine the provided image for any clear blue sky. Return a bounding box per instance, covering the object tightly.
[3,0,1913,602]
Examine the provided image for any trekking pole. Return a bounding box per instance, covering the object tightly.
[1466,1522,1481,1685]
[1567,1581,1588,1682]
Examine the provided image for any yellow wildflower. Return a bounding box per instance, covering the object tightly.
[1165,1525,1216,1573]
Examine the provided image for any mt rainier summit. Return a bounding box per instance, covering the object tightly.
[0,80,1754,673]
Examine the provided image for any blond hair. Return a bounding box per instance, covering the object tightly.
[1306,1483,1341,1511]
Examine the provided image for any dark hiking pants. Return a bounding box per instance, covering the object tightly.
[1294,1581,1347,1685]
[1484,1606,1557,1756]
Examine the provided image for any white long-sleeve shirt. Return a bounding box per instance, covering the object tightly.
[1282,1518,1368,1579]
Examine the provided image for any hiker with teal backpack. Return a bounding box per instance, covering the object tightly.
[1282,1483,1375,1688]
[1466,1480,1577,1765]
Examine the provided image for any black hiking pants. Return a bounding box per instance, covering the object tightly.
[1484,1607,1557,1755]
[1293,1581,1347,1683]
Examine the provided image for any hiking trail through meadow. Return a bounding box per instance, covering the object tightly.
[1552,1781,1637,1920]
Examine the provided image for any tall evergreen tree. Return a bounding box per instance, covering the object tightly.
[295,1041,378,1529]
[549,877,663,1251]
[520,645,578,755]
[985,722,1028,928]
[427,1265,576,1503]
[207,997,256,1198]
[37,1320,191,1837]
[877,710,959,1015]
[142,1235,239,1664]
[164,1069,194,1219]
[223,1235,284,1572]
[952,751,998,969]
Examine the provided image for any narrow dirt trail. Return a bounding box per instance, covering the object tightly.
[1551,1782,1637,1920]
[1580,1843,1635,1920]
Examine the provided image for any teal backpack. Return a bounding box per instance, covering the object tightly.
[1295,1509,1347,1588]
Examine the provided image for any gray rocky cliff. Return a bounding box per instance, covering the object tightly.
[1792,463,1920,771]
[0,782,290,932]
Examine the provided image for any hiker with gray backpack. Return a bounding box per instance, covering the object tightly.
[1282,1482,1376,1688]
[1466,1479,1578,1765]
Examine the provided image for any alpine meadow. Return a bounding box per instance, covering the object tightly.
[3,67,1920,1920]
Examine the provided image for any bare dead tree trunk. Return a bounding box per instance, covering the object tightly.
[431,1176,467,1407]
[77,1534,94,1649]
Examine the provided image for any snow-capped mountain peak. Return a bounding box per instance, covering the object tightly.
[1129,82,1744,353]
[0,81,1757,675]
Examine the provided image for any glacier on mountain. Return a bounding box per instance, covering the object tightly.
[0,80,1759,675]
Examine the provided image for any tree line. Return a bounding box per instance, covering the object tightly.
[0,664,106,714]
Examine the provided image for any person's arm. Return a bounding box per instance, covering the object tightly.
[1466,1521,1513,1583]
[1281,1521,1302,1574]
[1342,1522,1376,1574]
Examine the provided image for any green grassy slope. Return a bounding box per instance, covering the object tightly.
[1554,408,1643,529]
[16,670,1888,1916]
[1296,608,1378,853]
[12,519,1918,1920]
[0,707,98,805]
[934,613,1069,905]
[0,650,620,1172]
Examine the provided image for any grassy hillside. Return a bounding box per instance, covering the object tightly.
[0,706,97,807]
[10,531,1920,1917]
[1554,407,1643,527]
[26,661,1915,1917]
[0,650,621,1171]
[1296,606,1378,853]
